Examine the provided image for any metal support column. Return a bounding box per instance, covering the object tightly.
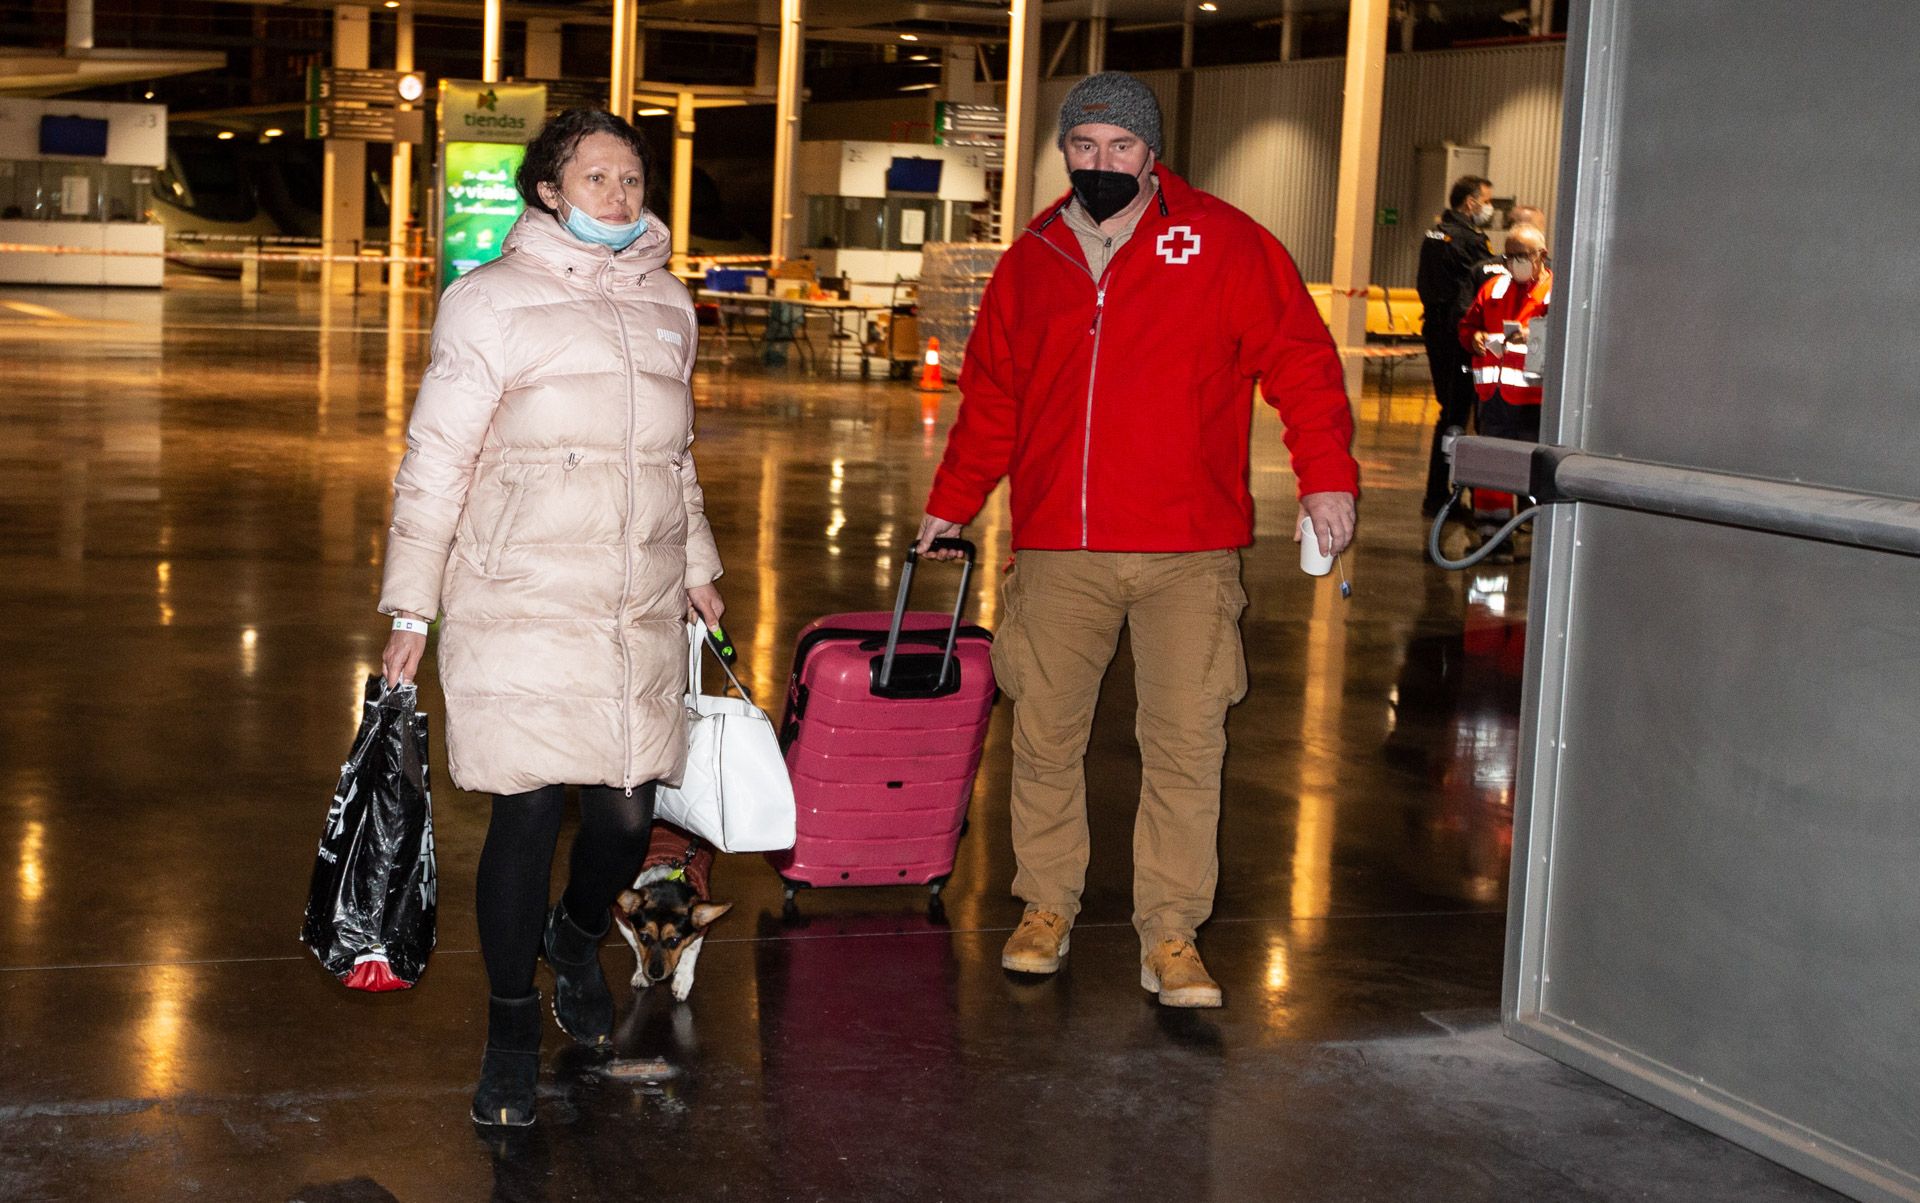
[482,0,501,82]
[322,5,370,294]
[388,2,414,290]
[1328,0,1388,394]
[670,90,695,272]
[999,0,1043,242]
[609,0,637,115]
[769,0,805,264]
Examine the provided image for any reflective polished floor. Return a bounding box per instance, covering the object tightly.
[0,281,1836,1202]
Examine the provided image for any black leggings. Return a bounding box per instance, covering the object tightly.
[474,783,656,998]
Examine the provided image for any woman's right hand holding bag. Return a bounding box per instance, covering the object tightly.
[383,612,430,686]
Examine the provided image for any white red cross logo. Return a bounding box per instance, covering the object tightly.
[1156,225,1201,265]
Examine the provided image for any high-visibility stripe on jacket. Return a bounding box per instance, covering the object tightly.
[1459,267,1553,405]
[925,167,1358,553]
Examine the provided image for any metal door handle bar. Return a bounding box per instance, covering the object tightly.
[1451,436,1920,556]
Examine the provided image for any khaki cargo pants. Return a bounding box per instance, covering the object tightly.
[991,549,1249,951]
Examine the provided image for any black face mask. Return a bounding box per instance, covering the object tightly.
[1070,168,1140,223]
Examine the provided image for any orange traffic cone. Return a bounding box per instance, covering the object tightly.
[918,337,946,391]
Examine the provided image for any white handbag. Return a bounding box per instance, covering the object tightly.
[654,620,797,854]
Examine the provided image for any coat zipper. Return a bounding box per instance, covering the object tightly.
[605,262,640,793]
[1081,286,1107,547]
[1033,228,1113,549]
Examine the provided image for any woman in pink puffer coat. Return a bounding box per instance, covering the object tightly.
[375,110,723,1128]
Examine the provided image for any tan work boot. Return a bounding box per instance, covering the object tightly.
[1141,938,1223,1008]
[1001,909,1072,974]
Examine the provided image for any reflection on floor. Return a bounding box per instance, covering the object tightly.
[0,282,1836,1201]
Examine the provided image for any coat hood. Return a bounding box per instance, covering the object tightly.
[502,205,674,278]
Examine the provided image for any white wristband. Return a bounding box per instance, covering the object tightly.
[392,617,430,636]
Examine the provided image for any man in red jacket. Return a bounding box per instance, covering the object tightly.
[914,72,1359,1008]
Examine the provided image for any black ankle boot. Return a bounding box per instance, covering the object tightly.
[471,993,542,1127]
[543,899,614,1049]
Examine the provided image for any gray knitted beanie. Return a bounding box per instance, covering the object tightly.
[1056,72,1163,157]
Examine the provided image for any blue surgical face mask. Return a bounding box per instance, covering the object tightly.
[559,193,647,251]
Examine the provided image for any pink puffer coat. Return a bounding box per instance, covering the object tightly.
[378,208,722,796]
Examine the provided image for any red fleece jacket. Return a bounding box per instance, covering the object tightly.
[926,167,1358,552]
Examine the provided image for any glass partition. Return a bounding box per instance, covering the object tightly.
[0,160,158,223]
[806,195,953,251]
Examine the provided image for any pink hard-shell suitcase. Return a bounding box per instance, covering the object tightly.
[768,539,995,905]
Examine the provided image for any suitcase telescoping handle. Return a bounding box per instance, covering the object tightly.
[878,538,976,693]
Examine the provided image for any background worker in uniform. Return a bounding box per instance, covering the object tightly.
[913,72,1359,1009]
[1417,175,1497,518]
[1505,203,1546,231]
[1459,223,1553,549]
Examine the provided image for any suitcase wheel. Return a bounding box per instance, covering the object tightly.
[779,878,805,922]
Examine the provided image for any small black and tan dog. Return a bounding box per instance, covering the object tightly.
[612,822,731,1002]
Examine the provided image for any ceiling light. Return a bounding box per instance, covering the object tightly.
[1200,1,1218,9]
[262,128,283,138]
[143,89,154,99]
[216,130,234,140]
[899,82,939,92]
[636,107,669,116]
[908,54,930,61]
[397,72,426,102]
[383,1,398,7]
[898,33,918,41]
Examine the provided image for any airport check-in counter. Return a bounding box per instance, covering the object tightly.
[0,99,166,287]
[795,140,989,306]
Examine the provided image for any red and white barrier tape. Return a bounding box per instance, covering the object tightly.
[0,242,434,266]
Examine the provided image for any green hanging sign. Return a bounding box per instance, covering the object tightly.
[435,81,547,290]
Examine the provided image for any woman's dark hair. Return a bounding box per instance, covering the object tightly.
[516,108,655,216]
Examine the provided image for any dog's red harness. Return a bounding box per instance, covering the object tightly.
[642,820,714,899]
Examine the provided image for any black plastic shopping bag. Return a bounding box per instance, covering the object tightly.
[302,676,438,991]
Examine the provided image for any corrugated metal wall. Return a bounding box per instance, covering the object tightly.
[1370,45,1567,287]
[1188,59,1346,281]
[1028,43,1565,288]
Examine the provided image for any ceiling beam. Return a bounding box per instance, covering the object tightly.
[171,0,1012,44]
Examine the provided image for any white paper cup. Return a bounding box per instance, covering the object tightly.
[1300,516,1334,576]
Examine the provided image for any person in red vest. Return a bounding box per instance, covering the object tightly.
[1459,223,1552,545]
[913,72,1359,1009]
